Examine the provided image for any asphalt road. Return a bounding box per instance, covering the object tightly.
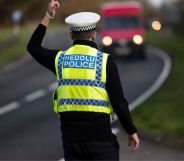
[0,30,183,160]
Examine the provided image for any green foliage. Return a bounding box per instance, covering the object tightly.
[132,31,184,138]
[0,28,13,42]
[0,23,62,67]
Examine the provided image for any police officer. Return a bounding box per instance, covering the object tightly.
[27,0,140,160]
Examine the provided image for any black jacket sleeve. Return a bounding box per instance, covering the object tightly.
[27,24,59,74]
[106,55,137,135]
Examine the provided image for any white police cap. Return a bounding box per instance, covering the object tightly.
[65,12,100,32]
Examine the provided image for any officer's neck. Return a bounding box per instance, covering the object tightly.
[74,38,93,41]
[73,40,98,49]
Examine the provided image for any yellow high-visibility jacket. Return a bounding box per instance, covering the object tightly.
[54,44,112,115]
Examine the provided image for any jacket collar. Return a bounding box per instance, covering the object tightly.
[73,40,98,50]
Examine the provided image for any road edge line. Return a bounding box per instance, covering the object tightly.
[0,102,20,116]
[112,46,172,123]
[0,54,31,77]
[24,89,46,102]
[129,45,172,110]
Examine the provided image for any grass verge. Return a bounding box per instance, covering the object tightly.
[132,31,184,142]
[0,28,14,42]
[0,22,64,68]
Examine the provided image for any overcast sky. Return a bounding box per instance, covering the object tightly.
[148,0,177,7]
[148,0,163,7]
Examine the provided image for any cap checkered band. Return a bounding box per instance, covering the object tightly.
[71,24,97,32]
[58,79,106,89]
[60,99,109,108]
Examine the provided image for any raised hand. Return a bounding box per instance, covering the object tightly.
[47,0,60,18]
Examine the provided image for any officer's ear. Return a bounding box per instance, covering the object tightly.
[70,32,74,40]
[92,31,97,41]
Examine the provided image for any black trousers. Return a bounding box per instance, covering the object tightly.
[63,140,119,161]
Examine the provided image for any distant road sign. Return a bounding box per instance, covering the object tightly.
[12,10,23,24]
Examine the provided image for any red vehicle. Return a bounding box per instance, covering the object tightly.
[100,1,145,59]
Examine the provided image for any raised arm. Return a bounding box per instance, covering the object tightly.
[27,0,61,74]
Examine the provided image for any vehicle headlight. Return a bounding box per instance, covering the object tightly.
[102,36,112,46]
[133,35,143,45]
[152,21,162,31]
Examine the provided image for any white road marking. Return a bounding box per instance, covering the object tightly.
[0,102,20,116]
[111,46,172,124]
[112,127,121,134]
[129,46,172,111]
[0,55,31,77]
[58,159,65,161]
[48,82,58,91]
[24,89,46,102]
[0,89,47,116]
